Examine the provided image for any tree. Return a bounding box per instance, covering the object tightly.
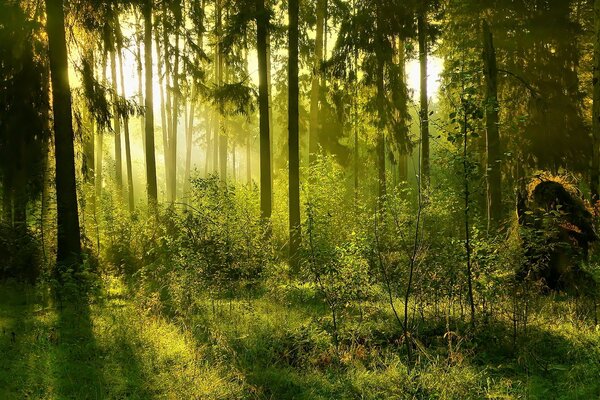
[288,0,301,270]
[143,0,158,208]
[309,0,326,163]
[418,8,430,188]
[116,19,135,212]
[45,0,82,267]
[592,0,600,201]
[256,0,272,222]
[482,20,502,230]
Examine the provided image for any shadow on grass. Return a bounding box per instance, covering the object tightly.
[0,282,50,399]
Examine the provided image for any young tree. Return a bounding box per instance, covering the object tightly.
[45,0,82,266]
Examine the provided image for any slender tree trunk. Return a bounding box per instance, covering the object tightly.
[169,25,180,202]
[96,51,108,205]
[256,0,272,222]
[463,106,476,327]
[136,17,146,155]
[288,0,301,270]
[110,48,123,199]
[45,0,82,266]
[376,60,386,203]
[592,0,600,201]
[185,91,194,198]
[117,26,135,212]
[308,0,325,163]
[218,53,227,181]
[352,0,359,200]
[266,31,274,198]
[482,21,502,230]
[157,21,172,201]
[143,0,158,208]
[418,12,430,188]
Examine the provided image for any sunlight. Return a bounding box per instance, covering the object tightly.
[406,56,443,102]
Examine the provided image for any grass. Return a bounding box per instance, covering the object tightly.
[1,277,599,399]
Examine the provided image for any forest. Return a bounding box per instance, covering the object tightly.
[1,0,600,398]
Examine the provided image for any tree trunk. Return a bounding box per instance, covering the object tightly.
[216,2,227,182]
[308,0,325,163]
[45,0,82,266]
[482,21,502,230]
[418,12,430,188]
[117,24,135,212]
[143,0,158,208]
[376,61,386,202]
[110,48,123,199]
[256,0,272,222]
[136,16,146,155]
[288,0,301,271]
[592,0,600,201]
[185,92,194,198]
[169,24,180,202]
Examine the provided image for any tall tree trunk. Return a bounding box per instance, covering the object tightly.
[217,2,227,181]
[143,0,158,208]
[418,11,430,188]
[266,30,274,198]
[185,91,194,198]
[96,51,108,205]
[256,0,272,222]
[117,25,135,212]
[158,15,173,201]
[482,21,502,230]
[352,0,359,200]
[376,61,386,202]
[136,16,146,155]
[288,0,301,270]
[45,0,82,266]
[308,0,325,163]
[169,24,180,202]
[110,47,123,199]
[592,0,600,201]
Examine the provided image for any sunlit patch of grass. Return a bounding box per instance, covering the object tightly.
[0,279,246,399]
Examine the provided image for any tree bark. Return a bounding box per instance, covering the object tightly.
[45,0,82,266]
[308,0,325,163]
[169,19,180,202]
[592,0,600,201]
[288,0,301,270]
[256,0,272,222]
[110,47,123,199]
[117,23,135,212]
[418,12,430,188]
[482,20,502,230]
[143,0,158,208]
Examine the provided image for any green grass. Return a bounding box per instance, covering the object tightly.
[1,278,599,399]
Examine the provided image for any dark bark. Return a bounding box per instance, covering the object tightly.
[143,0,158,208]
[592,0,600,201]
[483,20,502,230]
[110,48,123,198]
[288,0,301,271]
[418,12,430,188]
[256,0,272,221]
[308,0,325,163]
[45,0,82,267]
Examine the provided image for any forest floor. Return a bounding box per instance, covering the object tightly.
[1,278,599,400]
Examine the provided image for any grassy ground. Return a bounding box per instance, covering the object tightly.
[1,278,599,399]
